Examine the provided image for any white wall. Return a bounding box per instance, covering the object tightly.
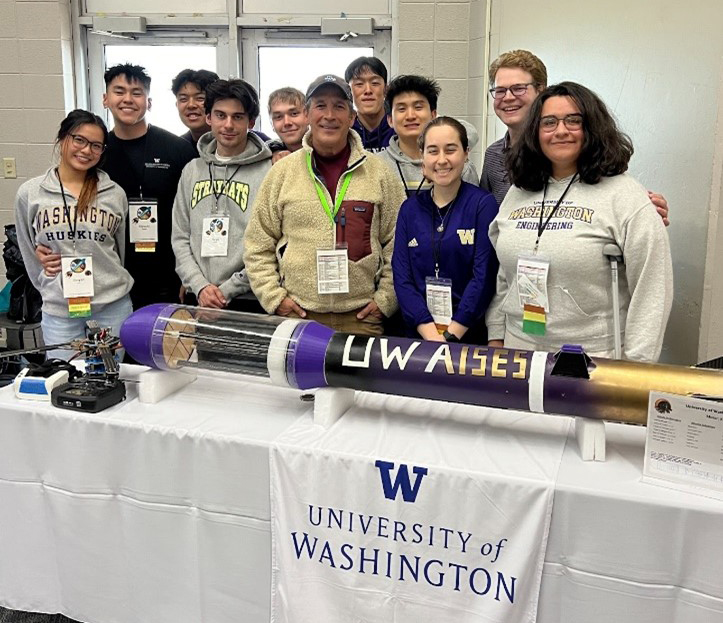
[489,0,723,364]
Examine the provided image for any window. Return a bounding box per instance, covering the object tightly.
[103,45,217,135]
[256,45,374,134]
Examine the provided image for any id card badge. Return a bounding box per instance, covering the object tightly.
[317,247,349,294]
[517,253,550,336]
[129,199,159,252]
[61,255,94,317]
[425,276,453,327]
[201,217,230,257]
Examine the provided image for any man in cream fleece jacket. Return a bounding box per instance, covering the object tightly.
[244,75,406,335]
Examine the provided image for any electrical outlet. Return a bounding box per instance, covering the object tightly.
[3,158,16,179]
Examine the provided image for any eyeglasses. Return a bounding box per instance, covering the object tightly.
[70,134,105,154]
[489,83,537,99]
[539,114,584,132]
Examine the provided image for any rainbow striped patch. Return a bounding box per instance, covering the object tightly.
[522,303,546,336]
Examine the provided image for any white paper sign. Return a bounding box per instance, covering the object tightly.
[201,217,230,257]
[425,277,453,326]
[316,249,349,294]
[516,254,550,310]
[129,200,159,243]
[644,391,723,500]
[271,444,556,623]
[61,255,94,298]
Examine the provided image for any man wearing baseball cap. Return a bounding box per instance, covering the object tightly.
[244,74,406,335]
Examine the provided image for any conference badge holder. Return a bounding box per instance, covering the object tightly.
[201,217,230,257]
[317,245,349,294]
[425,276,453,328]
[129,199,158,253]
[61,255,94,318]
[517,253,550,336]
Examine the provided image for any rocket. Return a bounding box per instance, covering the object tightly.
[120,304,723,426]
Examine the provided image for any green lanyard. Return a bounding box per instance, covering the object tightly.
[306,151,354,226]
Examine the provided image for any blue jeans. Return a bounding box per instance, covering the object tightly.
[41,295,133,360]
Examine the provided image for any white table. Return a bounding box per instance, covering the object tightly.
[0,370,721,622]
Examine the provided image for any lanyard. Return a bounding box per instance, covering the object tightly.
[55,168,79,250]
[306,152,353,226]
[535,173,578,253]
[209,162,243,211]
[430,192,458,279]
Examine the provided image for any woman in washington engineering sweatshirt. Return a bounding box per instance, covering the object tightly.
[485,82,673,361]
[392,117,499,345]
[14,109,133,359]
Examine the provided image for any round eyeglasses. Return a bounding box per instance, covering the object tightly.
[539,114,584,132]
[489,83,537,99]
[70,134,106,154]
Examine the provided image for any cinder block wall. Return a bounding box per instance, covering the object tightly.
[396,0,486,169]
[0,0,73,228]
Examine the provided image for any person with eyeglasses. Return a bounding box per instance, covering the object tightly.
[485,82,673,362]
[481,50,670,225]
[13,109,133,360]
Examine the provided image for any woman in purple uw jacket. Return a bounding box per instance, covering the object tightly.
[392,117,499,345]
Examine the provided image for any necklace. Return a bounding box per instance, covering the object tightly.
[431,188,453,232]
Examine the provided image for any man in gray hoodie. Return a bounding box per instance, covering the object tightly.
[171,79,272,311]
[378,75,479,197]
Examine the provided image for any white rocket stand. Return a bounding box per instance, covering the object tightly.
[574,417,606,461]
[137,368,197,404]
[312,387,356,428]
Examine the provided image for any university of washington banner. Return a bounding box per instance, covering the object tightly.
[270,428,562,623]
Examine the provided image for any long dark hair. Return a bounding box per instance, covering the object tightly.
[56,109,108,216]
[507,82,634,191]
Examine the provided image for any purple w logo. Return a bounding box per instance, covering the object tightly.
[375,460,428,503]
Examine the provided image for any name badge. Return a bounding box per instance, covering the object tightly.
[201,217,230,257]
[317,248,349,294]
[517,253,550,336]
[129,200,159,252]
[425,276,453,328]
[62,255,94,317]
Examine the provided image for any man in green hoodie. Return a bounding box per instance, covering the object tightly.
[171,78,272,311]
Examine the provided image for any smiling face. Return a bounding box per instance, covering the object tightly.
[387,91,437,146]
[349,69,385,118]
[308,86,356,155]
[421,124,468,188]
[208,98,255,157]
[492,67,541,134]
[103,75,151,130]
[270,99,308,151]
[60,123,105,174]
[538,95,584,178]
[176,82,209,134]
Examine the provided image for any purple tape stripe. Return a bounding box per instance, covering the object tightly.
[289,321,334,390]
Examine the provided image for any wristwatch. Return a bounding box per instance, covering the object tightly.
[443,330,459,343]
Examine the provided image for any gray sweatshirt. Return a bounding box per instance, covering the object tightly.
[171,132,272,300]
[378,134,480,195]
[14,168,132,317]
[486,173,673,362]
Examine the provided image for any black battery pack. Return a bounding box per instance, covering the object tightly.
[51,378,126,413]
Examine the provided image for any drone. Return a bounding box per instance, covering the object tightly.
[1,320,126,413]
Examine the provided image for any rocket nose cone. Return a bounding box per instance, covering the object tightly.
[120,303,172,368]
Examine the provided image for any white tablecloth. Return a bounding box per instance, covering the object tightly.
[0,369,721,622]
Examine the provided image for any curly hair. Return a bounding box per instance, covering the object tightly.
[488,50,547,88]
[204,79,260,121]
[506,82,634,191]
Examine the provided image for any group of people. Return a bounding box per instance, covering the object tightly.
[14,49,673,369]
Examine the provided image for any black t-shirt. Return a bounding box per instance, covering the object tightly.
[103,124,196,309]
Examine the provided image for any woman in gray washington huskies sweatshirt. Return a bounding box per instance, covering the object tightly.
[14,110,133,358]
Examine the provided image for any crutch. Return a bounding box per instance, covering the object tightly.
[603,243,624,360]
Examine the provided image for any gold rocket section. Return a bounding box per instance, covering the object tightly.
[589,359,723,425]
